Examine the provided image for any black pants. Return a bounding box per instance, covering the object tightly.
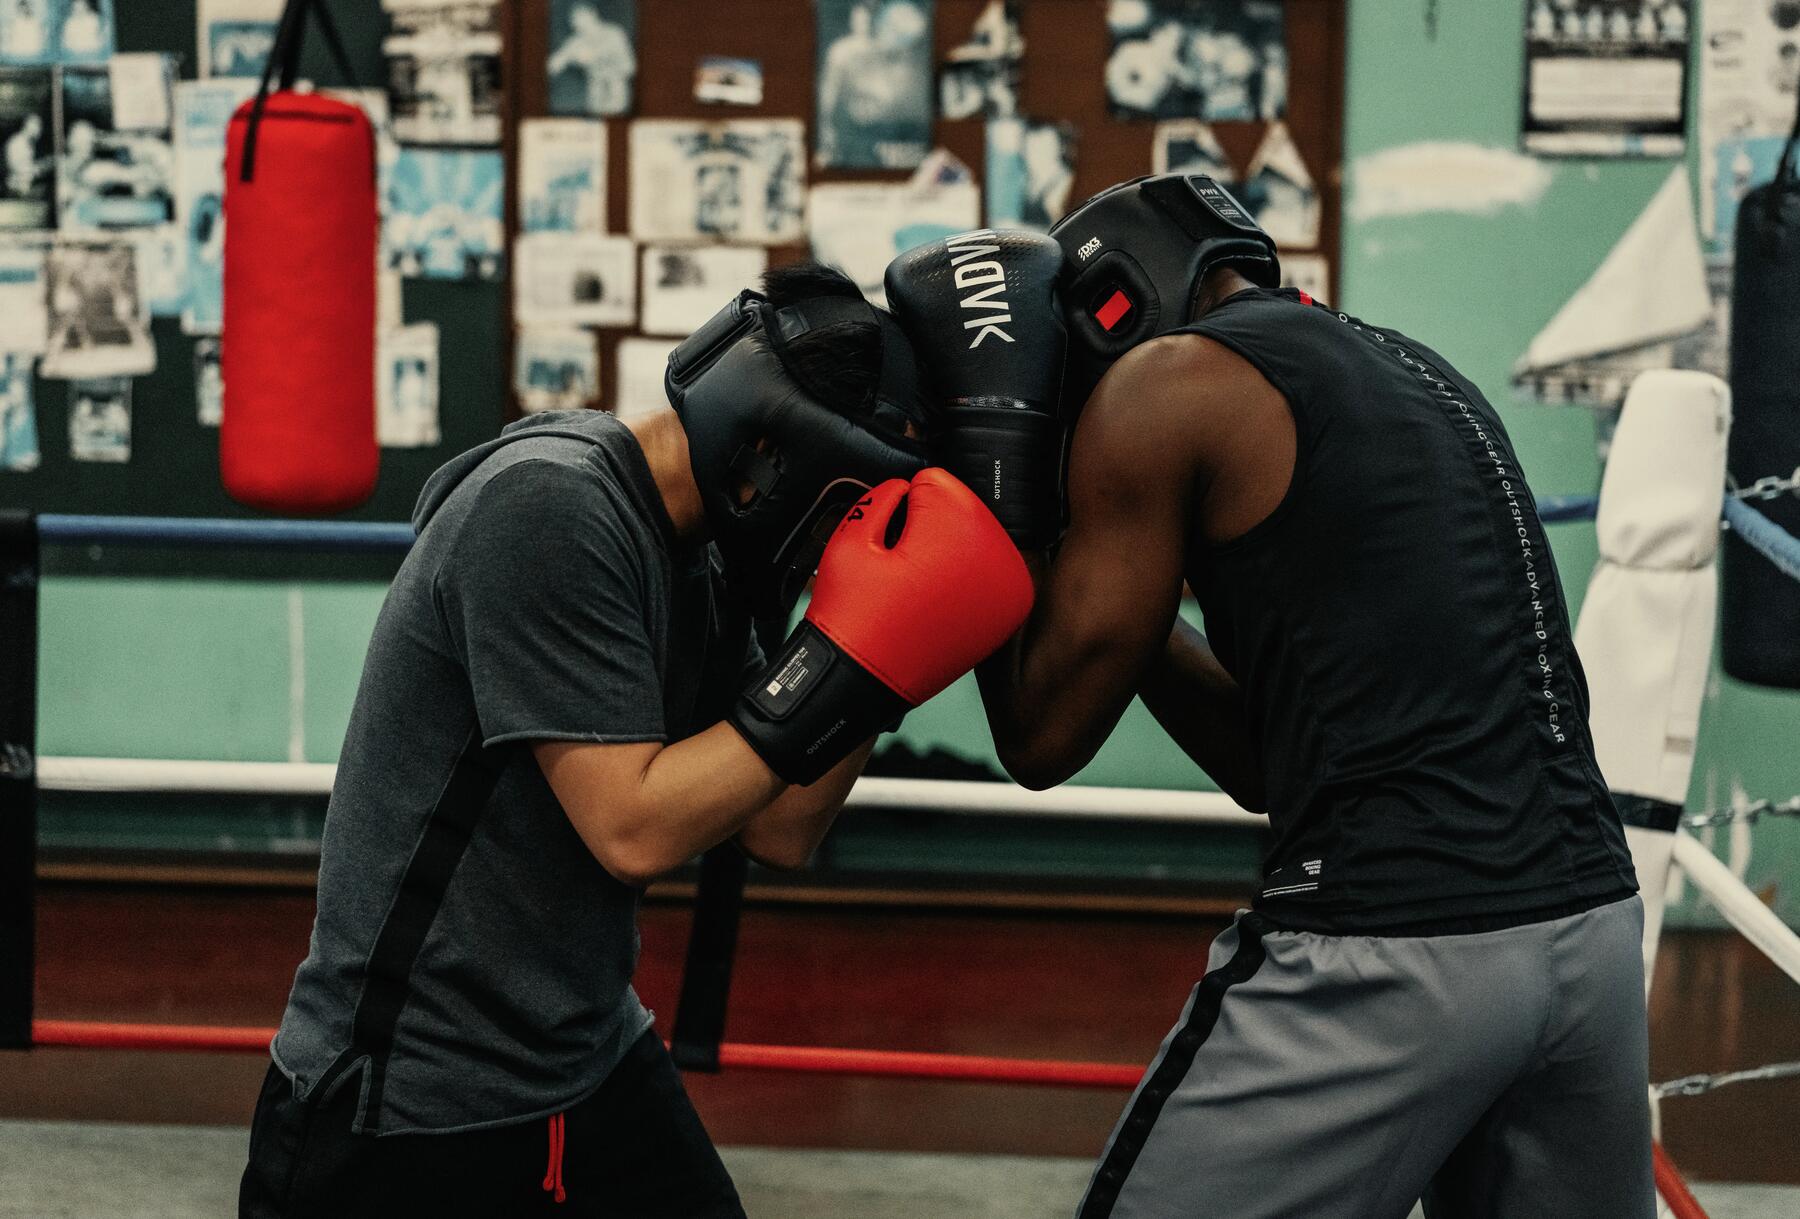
[240,1031,745,1218]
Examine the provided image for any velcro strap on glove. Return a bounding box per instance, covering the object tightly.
[731,621,912,786]
[937,403,1064,550]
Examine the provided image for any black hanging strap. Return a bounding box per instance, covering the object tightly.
[239,0,359,183]
[0,511,38,1051]
[670,843,750,1073]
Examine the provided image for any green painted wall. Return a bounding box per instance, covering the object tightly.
[33,1,1800,924]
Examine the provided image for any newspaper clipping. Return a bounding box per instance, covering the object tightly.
[629,119,804,245]
[514,327,598,413]
[378,322,441,447]
[514,231,636,327]
[1521,0,1689,156]
[384,0,502,146]
[518,117,605,233]
[68,375,130,462]
[43,240,153,378]
[640,244,766,336]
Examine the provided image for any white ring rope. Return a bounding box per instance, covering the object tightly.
[33,757,1267,828]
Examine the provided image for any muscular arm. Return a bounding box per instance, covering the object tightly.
[977,340,1200,789]
[979,334,1279,794]
[1137,618,1266,810]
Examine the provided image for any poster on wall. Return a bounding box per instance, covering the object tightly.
[378,322,441,447]
[0,0,113,67]
[985,117,1076,231]
[628,119,804,245]
[1521,0,1689,156]
[57,64,174,231]
[194,336,222,424]
[695,56,762,107]
[130,223,186,316]
[0,352,36,470]
[514,327,598,413]
[518,117,605,233]
[640,244,766,336]
[547,0,635,118]
[1152,120,1231,178]
[808,179,978,306]
[612,336,676,417]
[383,0,501,146]
[0,67,52,227]
[513,231,636,327]
[1105,0,1286,122]
[815,0,933,169]
[1241,122,1318,248]
[940,0,1021,121]
[0,240,46,350]
[173,77,254,334]
[385,147,504,279]
[1699,0,1800,242]
[197,0,281,79]
[42,240,153,378]
[68,375,130,462]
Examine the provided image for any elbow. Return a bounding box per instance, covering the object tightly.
[995,737,1081,792]
[740,840,814,871]
[587,831,683,889]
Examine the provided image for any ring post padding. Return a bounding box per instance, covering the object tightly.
[0,510,37,1049]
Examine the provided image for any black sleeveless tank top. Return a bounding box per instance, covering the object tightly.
[1179,288,1637,934]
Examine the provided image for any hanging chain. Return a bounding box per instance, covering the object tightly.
[1728,468,1800,501]
[1681,796,1800,830]
[1656,1060,1800,1098]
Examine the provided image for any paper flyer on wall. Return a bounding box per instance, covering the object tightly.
[386,147,504,280]
[628,119,804,245]
[0,351,36,470]
[383,0,502,146]
[0,0,114,67]
[514,327,598,413]
[1152,120,1231,178]
[640,244,766,336]
[985,117,1075,231]
[197,0,281,79]
[514,231,635,327]
[194,335,222,425]
[378,322,441,447]
[58,64,174,231]
[695,56,761,108]
[547,0,636,118]
[43,240,153,378]
[612,336,676,418]
[0,67,52,227]
[1242,122,1318,248]
[109,52,173,131]
[68,375,129,462]
[808,179,979,306]
[1106,0,1286,122]
[518,117,605,233]
[1520,0,1689,156]
[1698,0,1800,242]
[815,0,933,169]
[940,0,1020,121]
[173,78,254,334]
[0,240,46,351]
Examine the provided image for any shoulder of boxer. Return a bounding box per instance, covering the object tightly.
[1072,332,1268,494]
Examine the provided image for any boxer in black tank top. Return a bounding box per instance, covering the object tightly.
[973,267,1654,1217]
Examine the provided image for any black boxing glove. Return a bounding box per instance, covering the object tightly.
[884,229,1068,550]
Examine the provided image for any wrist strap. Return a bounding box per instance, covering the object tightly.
[732,621,910,785]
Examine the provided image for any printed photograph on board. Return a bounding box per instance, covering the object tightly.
[547,0,635,118]
[1105,0,1286,122]
[0,351,37,471]
[383,0,502,146]
[173,77,253,334]
[815,0,933,169]
[67,374,129,462]
[514,326,598,413]
[940,0,1020,120]
[518,117,605,233]
[514,231,635,327]
[43,239,153,378]
[385,146,504,280]
[57,64,174,231]
[0,67,51,227]
[0,0,113,67]
[985,116,1076,231]
[197,0,281,79]
[629,119,804,245]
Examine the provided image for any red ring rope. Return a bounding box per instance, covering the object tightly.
[28,1019,1709,1216]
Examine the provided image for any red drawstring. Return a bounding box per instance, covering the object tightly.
[542,1111,566,1203]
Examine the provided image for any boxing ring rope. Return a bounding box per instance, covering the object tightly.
[13,486,1800,1219]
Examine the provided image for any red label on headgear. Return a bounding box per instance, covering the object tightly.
[1094,289,1132,332]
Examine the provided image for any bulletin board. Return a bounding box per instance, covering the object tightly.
[506,0,1345,415]
[2,0,1343,522]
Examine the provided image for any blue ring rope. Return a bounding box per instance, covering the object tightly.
[1723,497,1800,585]
[36,514,416,553]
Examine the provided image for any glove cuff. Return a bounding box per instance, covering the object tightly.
[938,405,1064,550]
[730,620,912,785]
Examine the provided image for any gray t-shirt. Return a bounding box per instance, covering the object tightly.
[272,410,759,1134]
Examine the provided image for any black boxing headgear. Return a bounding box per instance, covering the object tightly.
[1048,174,1279,413]
[665,288,929,618]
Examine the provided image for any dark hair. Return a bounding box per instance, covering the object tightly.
[758,262,884,410]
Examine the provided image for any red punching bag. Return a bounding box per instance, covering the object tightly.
[221,0,377,514]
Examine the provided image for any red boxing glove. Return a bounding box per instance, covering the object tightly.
[732,468,1035,784]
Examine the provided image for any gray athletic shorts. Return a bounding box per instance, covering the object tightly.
[1077,896,1653,1219]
